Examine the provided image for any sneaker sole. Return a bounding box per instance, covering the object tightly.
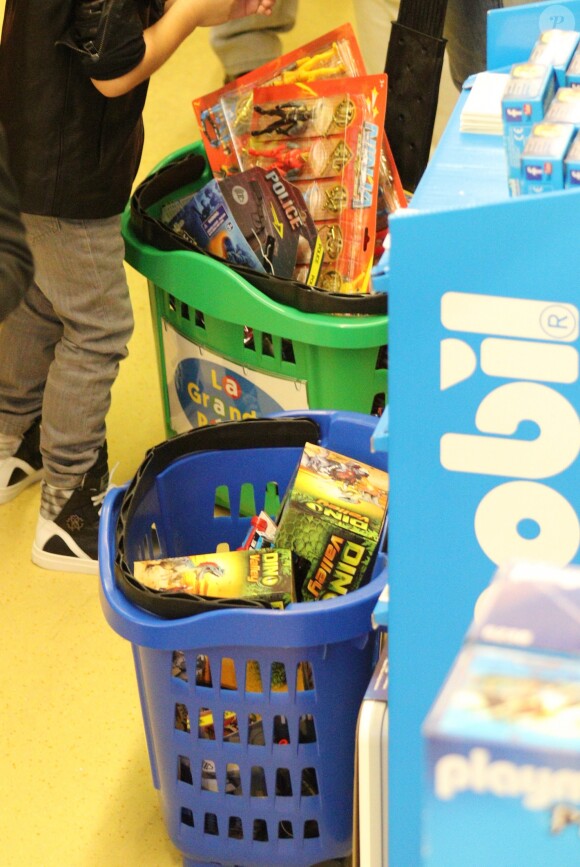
[0,467,43,504]
[32,516,99,575]
[31,542,99,575]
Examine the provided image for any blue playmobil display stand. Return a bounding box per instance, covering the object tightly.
[384,3,580,864]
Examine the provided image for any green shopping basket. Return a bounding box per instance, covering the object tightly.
[122,142,388,438]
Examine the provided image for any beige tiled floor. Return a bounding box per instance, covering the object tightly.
[0,5,458,866]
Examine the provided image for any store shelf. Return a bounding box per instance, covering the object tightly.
[410,88,509,212]
[385,4,580,865]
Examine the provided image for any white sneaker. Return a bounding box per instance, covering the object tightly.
[31,442,109,575]
[0,417,43,504]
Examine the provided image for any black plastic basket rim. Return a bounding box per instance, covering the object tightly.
[115,416,323,620]
[130,149,388,317]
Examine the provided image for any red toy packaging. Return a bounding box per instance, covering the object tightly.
[192,24,406,283]
[245,75,387,293]
[194,25,364,178]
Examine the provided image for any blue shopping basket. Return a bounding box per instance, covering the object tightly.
[98,410,388,867]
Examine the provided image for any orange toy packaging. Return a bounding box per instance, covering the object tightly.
[246,75,387,292]
[193,25,365,178]
[192,24,406,274]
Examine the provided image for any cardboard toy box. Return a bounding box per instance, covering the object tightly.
[565,128,580,187]
[545,86,580,129]
[274,441,388,601]
[529,28,580,87]
[424,642,580,867]
[565,38,580,88]
[133,547,295,608]
[468,561,580,655]
[423,563,580,867]
[502,62,557,195]
[520,121,576,194]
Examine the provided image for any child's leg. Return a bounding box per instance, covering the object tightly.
[210,0,298,80]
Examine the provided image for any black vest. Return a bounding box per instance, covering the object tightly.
[0,0,160,218]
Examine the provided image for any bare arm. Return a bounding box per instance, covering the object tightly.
[92,0,275,97]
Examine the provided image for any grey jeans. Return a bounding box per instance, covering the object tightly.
[210,0,536,84]
[0,214,134,488]
[445,0,532,90]
[210,0,298,78]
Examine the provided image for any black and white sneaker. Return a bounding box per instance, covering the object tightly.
[0,417,43,504]
[32,444,109,575]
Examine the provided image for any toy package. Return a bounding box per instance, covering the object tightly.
[529,28,580,87]
[424,642,580,867]
[195,25,370,177]
[501,61,557,195]
[237,511,278,550]
[545,86,580,128]
[243,74,386,292]
[423,563,580,867]
[468,561,580,657]
[520,121,576,194]
[565,39,580,87]
[192,24,406,285]
[133,547,295,608]
[565,129,580,187]
[163,166,323,284]
[274,442,388,601]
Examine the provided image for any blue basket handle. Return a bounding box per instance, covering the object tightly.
[114,416,322,620]
[99,486,388,650]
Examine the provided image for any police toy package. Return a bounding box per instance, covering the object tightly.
[192,24,406,282]
[165,167,323,284]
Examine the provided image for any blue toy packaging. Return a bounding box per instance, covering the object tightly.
[545,86,580,128]
[469,561,580,656]
[565,40,580,88]
[520,121,576,194]
[529,28,580,86]
[423,563,580,867]
[502,62,557,195]
[164,167,323,283]
[565,129,580,187]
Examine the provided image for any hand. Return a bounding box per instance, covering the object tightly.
[192,0,275,28]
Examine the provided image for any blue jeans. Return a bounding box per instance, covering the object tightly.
[0,214,133,488]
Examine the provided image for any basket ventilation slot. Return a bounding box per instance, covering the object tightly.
[178,755,193,785]
[175,703,190,732]
[172,650,188,681]
[214,481,281,518]
[180,807,194,828]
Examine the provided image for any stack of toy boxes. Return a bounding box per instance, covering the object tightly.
[501,29,580,194]
[423,562,580,867]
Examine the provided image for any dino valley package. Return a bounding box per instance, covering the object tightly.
[274,442,388,601]
[133,547,295,609]
[163,166,322,284]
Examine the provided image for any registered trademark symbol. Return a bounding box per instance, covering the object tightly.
[539,304,578,340]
